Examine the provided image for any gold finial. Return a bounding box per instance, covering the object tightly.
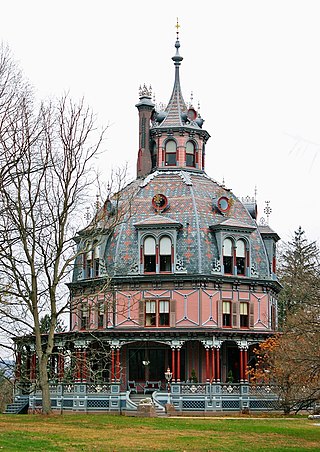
[175,18,180,39]
[190,91,193,106]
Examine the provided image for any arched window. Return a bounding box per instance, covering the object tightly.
[165,140,177,166]
[186,141,195,167]
[236,239,246,275]
[151,141,157,169]
[223,238,233,274]
[159,236,172,272]
[144,236,156,272]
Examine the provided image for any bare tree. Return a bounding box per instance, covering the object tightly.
[0,44,109,414]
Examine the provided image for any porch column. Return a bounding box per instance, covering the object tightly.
[30,351,37,382]
[237,340,249,382]
[171,347,176,382]
[116,347,121,382]
[176,347,181,382]
[215,347,221,382]
[15,350,22,381]
[243,348,249,382]
[110,347,115,382]
[57,347,65,382]
[239,348,244,381]
[211,347,216,381]
[205,347,210,382]
[75,346,82,382]
[81,347,87,382]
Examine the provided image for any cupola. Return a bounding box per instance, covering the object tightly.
[136,22,210,178]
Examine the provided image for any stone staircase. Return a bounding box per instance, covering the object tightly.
[4,396,29,414]
[129,392,167,417]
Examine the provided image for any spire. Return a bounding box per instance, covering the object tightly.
[159,19,187,127]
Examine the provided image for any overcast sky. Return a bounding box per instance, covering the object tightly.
[1,0,319,244]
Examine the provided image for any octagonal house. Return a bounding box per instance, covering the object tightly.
[14,34,281,415]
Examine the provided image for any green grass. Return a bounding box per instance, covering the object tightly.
[0,413,319,451]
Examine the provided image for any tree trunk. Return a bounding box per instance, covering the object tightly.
[283,400,291,415]
[39,356,51,415]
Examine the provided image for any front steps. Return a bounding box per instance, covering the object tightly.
[4,396,29,414]
[129,392,167,417]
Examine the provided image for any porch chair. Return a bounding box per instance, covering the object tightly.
[127,380,137,393]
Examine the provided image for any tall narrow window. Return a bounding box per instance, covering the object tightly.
[81,303,89,330]
[159,236,172,272]
[222,301,231,327]
[144,236,156,272]
[186,141,195,167]
[86,251,92,278]
[151,141,157,168]
[159,300,170,326]
[94,245,100,277]
[240,302,249,328]
[145,300,156,326]
[223,238,233,274]
[98,301,104,329]
[236,239,246,275]
[165,140,177,166]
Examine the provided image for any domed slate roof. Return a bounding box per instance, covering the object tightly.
[101,170,270,280]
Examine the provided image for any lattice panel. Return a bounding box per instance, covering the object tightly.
[182,400,205,410]
[250,400,280,410]
[62,399,73,407]
[87,399,109,408]
[222,400,240,410]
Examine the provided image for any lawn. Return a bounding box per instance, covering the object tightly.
[0,413,319,451]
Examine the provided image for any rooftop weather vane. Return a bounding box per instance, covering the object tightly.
[263,200,272,224]
[175,17,180,39]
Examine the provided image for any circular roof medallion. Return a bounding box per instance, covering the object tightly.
[152,193,168,212]
[217,196,230,213]
[187,108,197,121]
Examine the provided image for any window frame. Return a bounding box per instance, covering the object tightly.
[143,236,156,273]
[97,301,105,329]
[142,234,173,274]
[236,239,246,276]
[80,303,89,330]
[222,301,231,327]
[223,238,234,275]
[159,235,172,273]
[186,140,196,167]
[240,302,249,328]
[145,300,170,327]
[165,139,177,166]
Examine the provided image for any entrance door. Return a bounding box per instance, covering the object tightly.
[128,347,169,382]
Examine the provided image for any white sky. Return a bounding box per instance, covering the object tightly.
[1,0,320,244]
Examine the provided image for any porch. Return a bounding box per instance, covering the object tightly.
[18,381,280,414]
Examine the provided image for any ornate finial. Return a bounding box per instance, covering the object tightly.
[254,185,257,202]
[84,206,91,222]
[222,176,225,187]
[175,17,180,39]
[263,201,272,224]
[190,91,193,106]
[197,101,201,115]
[95,194,101,211]
[139,83,152,98]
